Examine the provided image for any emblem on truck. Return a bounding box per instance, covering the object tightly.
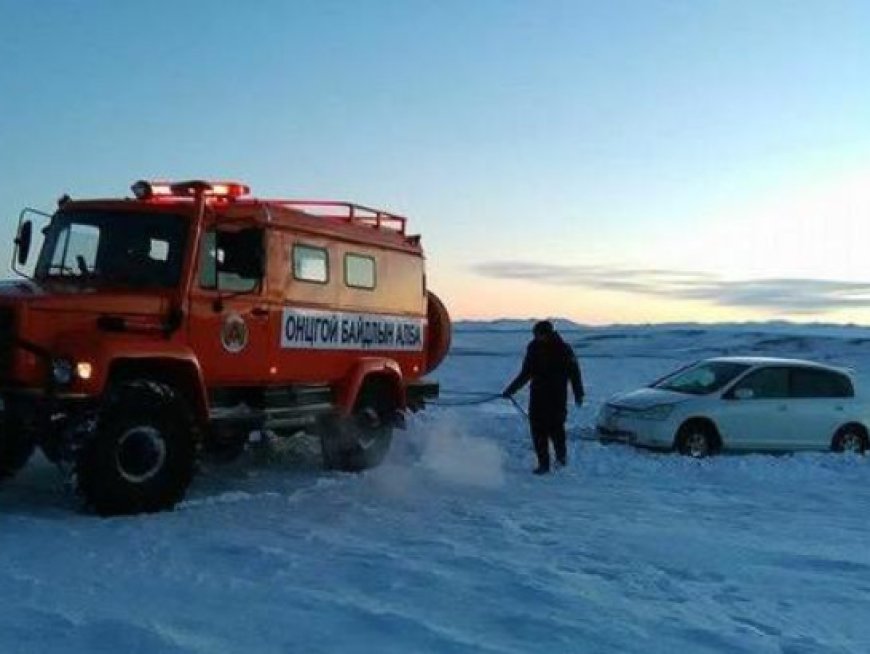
[221,312,249,353]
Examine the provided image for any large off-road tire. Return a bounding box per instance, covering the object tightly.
[0,407,35,481]
[76,380,196,516]
[831,424,868,455]
[321,379,395,472]
[675,421,719,458]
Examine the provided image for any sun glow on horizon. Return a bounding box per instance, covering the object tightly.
[433,166,870,326]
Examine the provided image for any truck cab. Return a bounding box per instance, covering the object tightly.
[0,180,450,515]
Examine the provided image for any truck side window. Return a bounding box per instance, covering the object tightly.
[344,253,375,290]
[199,229,263,293]
[293,244,328,283]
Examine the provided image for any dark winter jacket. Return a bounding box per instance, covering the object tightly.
[504,333,584,423]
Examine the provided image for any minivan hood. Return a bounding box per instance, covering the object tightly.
[608,387,692,409]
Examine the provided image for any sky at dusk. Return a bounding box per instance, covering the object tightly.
[2,0,869,324]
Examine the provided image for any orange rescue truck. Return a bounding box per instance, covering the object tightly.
[0,180,451,515]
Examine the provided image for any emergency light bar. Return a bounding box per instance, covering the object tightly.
[131,180,251,200]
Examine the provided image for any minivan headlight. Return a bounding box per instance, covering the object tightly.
[635,404,675,421]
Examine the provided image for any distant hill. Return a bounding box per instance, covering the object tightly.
[454,319,870,338]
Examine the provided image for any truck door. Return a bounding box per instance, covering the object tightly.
[188,227,272,385]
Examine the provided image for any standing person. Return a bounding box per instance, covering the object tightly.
[502,320,585,474]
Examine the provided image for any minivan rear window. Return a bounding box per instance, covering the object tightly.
[790,368,854,398]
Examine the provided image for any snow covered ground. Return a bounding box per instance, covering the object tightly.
[3,322,870,653]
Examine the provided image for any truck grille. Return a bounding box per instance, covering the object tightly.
[0,306,16,380]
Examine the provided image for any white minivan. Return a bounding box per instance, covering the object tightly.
[597,357,869,457]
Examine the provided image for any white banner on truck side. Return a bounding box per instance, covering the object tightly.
[280,308,425,351]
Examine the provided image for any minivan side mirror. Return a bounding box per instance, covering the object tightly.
[15,220,33,266]
[733,387,754,400]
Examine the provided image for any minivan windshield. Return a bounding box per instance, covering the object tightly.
[34,211,188,289]
[653,361,750,395]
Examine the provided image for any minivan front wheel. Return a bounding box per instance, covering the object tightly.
[676,422,717,458]
[832,425,868,455]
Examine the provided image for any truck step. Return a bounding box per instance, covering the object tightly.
[209,401,335,430]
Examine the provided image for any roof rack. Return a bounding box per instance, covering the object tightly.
[261,199,407,235]
[125,181,410,236]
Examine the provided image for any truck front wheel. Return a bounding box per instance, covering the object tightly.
[321,380,396,472]
[76,380,196,515]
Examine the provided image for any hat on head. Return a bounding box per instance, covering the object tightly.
[533,320,555,337]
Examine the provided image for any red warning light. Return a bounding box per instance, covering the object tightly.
[131,180,250,200]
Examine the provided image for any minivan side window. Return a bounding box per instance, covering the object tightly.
[790,368,854,398]
[730,367,789,399]
[344,253,376,290]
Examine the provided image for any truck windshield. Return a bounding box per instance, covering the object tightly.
[34,211,188,289]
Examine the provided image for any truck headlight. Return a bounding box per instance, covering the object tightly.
[76,361,93,380]
[635,404,675,421]
[51,358,74,385]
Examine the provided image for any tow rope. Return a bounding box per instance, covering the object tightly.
[430,391,501,406]
[431,390,597,441]
[430,390,529,420]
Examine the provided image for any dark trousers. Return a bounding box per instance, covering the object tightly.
[530,418,566,469]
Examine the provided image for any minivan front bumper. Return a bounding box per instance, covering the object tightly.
[596,405,676,450]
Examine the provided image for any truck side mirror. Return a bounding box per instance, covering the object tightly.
[15,220,33,266]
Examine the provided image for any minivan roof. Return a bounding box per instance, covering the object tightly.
[707,356,851,375]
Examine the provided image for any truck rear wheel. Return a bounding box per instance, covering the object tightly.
[321,380,395,472]
[0,407,35,481]
[76,380,196,515]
